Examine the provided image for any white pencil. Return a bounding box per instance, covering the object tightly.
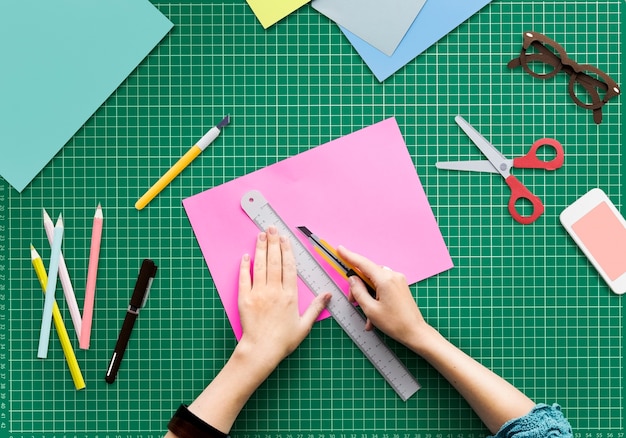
[43,208,82,339]
[38,214,64,359]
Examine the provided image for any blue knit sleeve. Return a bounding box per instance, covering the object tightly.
[487,404,573,438]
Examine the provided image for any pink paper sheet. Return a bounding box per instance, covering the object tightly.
[182,117,453,339]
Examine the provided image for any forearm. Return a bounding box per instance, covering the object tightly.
[409,324,535,434]
[165,229,330,438]
[164,344,275,438]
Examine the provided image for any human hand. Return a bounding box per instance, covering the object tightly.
[337,245,429,350]
[237,226,331,373]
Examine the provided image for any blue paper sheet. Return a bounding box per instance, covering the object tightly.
[0,0,173,192]
[341,0,493,82]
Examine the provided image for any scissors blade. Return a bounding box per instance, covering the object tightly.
[436,160,500,173]
[455,115,510,177]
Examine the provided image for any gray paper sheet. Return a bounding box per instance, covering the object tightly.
[311,0,428,56]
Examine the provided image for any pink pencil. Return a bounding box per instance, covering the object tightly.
[80,204,103,349]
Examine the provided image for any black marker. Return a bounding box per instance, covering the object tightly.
[105,259,157,383]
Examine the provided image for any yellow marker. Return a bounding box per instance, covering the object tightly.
[135,115,230,210]
[31,245,85,390]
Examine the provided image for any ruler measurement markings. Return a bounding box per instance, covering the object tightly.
[241,190,420,401]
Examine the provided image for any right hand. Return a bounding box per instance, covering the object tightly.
[337,245,429,349]
[338,246,539,436]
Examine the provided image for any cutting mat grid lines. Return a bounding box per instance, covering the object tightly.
[0,1,622,436]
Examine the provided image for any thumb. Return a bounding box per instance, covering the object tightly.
[301,292,331,328]
[349,277,378,332]
[348,275,376,311]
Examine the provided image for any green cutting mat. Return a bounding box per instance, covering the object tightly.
[0,0,623,436]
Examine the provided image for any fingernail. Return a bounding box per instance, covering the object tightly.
[259,232,267,241]
[348,276,356,286]
[243,253,250,261]
[280,235,287,243]
[268,226,277,235]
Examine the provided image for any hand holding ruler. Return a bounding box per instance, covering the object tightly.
[241,190,420,401]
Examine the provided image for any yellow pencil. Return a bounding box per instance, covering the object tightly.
[31,244,85,390]
[135,115,230,210]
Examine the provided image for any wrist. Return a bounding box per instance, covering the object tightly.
[232,338,281,381]
[168,404,230,438]
[403,322,445,356]
[181,343,278,435]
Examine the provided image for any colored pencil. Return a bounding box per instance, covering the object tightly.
[43,208,82,339]
[80,204,103,350]
[31,245,85,390]
[37,214,64,358]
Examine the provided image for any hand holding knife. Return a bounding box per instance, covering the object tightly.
[297,226,377,298]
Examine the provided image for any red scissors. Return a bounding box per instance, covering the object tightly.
[436,115,564,225]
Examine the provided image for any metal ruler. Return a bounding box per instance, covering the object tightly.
[241,190,421,401]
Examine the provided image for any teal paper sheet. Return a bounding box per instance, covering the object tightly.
[0,0,173,193]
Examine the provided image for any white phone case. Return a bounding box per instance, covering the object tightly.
[560,188,626,295]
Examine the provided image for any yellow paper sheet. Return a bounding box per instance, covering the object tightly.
[246,0,310,28]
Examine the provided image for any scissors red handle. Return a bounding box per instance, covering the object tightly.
[513,138,564,170]
[505,175,544,224]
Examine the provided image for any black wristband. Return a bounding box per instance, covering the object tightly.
[168,404,230,438]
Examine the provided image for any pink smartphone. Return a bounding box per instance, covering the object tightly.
[560,188,626,295]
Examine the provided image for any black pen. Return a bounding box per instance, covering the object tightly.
[105,259,158,384]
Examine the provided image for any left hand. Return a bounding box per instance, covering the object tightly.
[236,226,331,372]
[165,228,329,438]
